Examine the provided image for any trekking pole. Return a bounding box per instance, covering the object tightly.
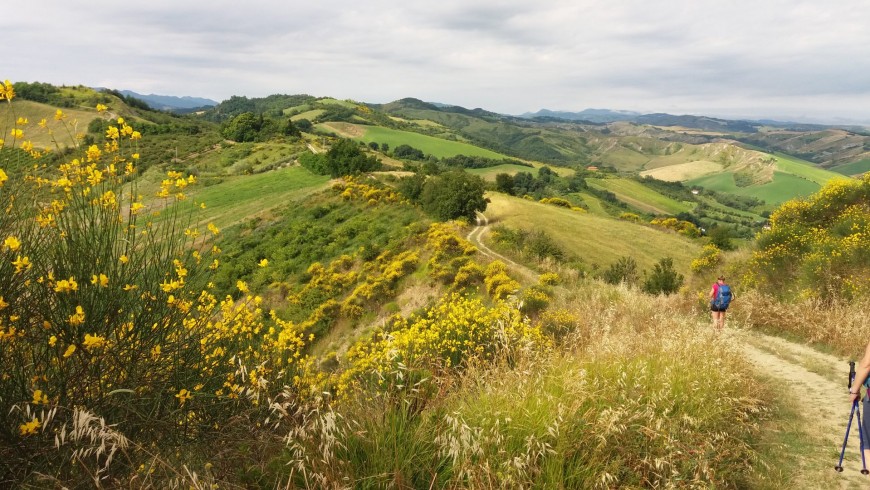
[856,400,870,475]
[835,361,857,472]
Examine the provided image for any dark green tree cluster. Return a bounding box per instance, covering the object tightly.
[221,112,301,142]
[299,139,381,177]
[207,94,316,122]
[393,144,426,160]
[441,155,531,169]
[420,170,487,221]
[396,170,486,221]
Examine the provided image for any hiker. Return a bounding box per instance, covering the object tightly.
[709,275,733,331]
[849,341,870,461]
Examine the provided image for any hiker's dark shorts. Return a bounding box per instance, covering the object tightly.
[862,397,870,449]
[710,305,728,312]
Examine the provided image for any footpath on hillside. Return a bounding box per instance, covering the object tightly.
[737,329,868,488]
[468,212,870,488]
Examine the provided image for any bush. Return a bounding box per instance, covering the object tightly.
[602,256,640,286]
[642,257,684,295]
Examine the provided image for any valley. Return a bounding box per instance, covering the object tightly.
[2,82,869,488]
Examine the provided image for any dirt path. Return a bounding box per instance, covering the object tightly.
[734,328,869,488]
[467,212,538,282]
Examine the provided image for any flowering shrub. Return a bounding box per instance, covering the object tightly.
[0,86,311,480]
[650,217,701,237]
[337,293,549,396]
[747,175,870,299]
[691,244,722,273]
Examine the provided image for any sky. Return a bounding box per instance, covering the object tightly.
[5,0,870,124]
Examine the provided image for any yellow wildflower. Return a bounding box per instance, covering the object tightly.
[237,280,249,293]
[63,344,76,358]
[12,255,32,273]
[54,277,78,293]
[1,80,15,101]
[123,284,138,291]
[38,118,47,128]
[105,126,119,140]
[0,296,7,309]
[83,333,107,350]
[16,117,28,125]
[258,258,269,268]
[0,169,7,186]
[68,305,85,326]
[4,236,20,251]
[130,202,145,214]
[120,254,130,264]
[49,335,57,347]
[32,389,48,405]
[86,145,102,163]
[96,103,108,112]
[207,223,220,235]
[10,129,23,139]
[176,388,192,406]
[19,418,40,436]
[54,109,65,121]
[90,274,109,287]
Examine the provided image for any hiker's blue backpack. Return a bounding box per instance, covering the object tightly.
[713,284,732,309]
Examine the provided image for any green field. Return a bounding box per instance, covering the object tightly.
[178,166,330,228]
[318,122,510,159]
[586,177,694,215]
[687,171,820,205]
[467,164,540,180]
[772,153,841,185]
[290,109,324,122]
[484,193,700,273]
[832,159,870,176]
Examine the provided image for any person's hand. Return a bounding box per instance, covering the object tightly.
[850,389,861,403]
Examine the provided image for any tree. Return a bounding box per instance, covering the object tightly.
[324,138,381,177]
[495,173,515,195]
[642,257,684,295]
[420,170,487,221]
[368,141,380,151]
[397,173,426,202]
[222,112,260,142]
[394,144,425,160]
[708,226,735,251]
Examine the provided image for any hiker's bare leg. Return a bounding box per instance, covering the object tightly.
[711,311,720,330]
[719,311,726,330]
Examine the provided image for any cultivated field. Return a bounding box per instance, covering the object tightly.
[484,193,700,272]
[318,122,510,159]
[586,177,695,215]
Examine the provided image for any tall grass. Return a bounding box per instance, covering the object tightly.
[277,282,769,489]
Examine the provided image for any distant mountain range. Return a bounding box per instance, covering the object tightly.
[519,108,641,123]
[118,90,218,111]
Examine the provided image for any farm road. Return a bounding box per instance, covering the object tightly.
[737,329,868,488]
[467,212,538,282]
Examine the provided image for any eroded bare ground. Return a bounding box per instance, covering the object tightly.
[734,328,870,488]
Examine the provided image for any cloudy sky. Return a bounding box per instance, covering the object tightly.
[6,1,870,123]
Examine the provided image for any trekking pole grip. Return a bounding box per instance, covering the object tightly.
[850,361,857,390]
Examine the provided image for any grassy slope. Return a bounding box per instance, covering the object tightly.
[318,122,510,159]
[484,193,700,272]
[772,153,842,185]
[832,159,870,176]
[587,177,694,215]
[178,166,331,228]
[687,171,820,205]
[0,100,102,149]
